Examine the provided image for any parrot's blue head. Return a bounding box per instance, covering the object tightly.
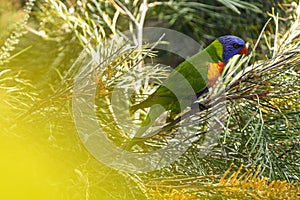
[218,35,248,63]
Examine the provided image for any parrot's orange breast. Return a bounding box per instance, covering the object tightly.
[207,61,225,87]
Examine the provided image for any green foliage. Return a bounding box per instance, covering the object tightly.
[0,0,35,65]
[34,0,263,45]
[1,0,299,199]
[145,0,262,41]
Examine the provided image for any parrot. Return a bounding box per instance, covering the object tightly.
[130,35,248,137]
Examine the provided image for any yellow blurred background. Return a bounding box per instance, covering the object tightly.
[0,1,144,199]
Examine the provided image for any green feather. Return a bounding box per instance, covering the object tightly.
[205,39,224,62]
[131,39,224,137]
[132,40,222,113]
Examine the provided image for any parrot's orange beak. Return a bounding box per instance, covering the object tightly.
[239,47,248,55]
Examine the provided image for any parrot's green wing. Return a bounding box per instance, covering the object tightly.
[131,47,214,114]
[130,39,224,138]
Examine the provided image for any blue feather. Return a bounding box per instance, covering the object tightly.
[218,35,246,62]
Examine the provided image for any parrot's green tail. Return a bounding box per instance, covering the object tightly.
[130,93,156,114]
[133,104,166,138]
[130,104,140,114]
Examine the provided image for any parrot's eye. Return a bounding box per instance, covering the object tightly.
[233,43,240,49]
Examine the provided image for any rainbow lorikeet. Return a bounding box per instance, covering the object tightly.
[131,35,248,136]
